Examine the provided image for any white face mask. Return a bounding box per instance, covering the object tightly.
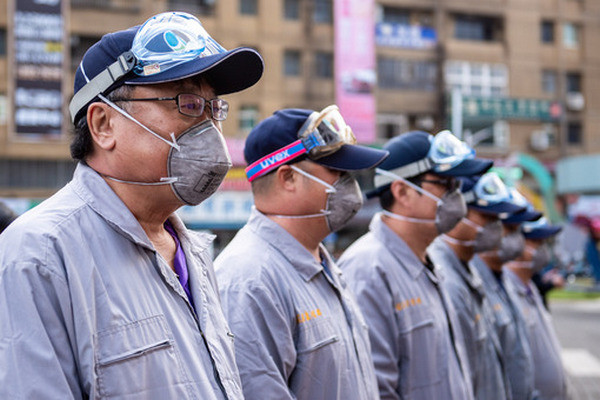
[97,95,232,205]
[443,217,503,253]
[377,169,467,234]
[268,165,363,232]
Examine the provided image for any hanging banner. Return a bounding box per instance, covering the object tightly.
[10,0,66,138]
[334,0,376,143]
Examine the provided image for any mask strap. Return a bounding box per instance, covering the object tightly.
[460,217,483,232]
[381,210,435,225]
[265,211,331,220]
[375,169,441,204]
[508,261,535,270]
[98,94,181,151]
[290,165,336,194]
[102,174,178,186]
[441,233,476,247]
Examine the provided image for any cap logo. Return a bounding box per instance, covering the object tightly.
[261,149,289,169]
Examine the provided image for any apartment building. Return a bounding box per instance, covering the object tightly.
[0,0,598,232]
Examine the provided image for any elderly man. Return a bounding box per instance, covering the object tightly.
[215,106,388,400]
[505,217,568,400]
[427,173,525,400]
[338,130,492,400]
[0,12,263,399]
[471,190,543,400]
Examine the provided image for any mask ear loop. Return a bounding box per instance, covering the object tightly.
[375,169,442,204]
[290,165,336,194]
[98,94,181,151]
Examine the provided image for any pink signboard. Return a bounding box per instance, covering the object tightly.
[334,0,376,143]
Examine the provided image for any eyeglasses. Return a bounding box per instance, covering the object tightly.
[111,94,229,120]
[245,105,356,182]
[413,176,460,192]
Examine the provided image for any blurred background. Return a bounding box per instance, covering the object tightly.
[1,0,600,270]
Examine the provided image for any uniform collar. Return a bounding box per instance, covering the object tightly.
[370,212,427,280]
[429,237,485,296]
[247,207,326,281]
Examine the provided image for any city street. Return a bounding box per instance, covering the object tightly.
[551,299,600,399]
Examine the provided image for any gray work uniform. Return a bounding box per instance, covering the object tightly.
[505,268,568,400]
[0,163,243,400]
[427,238,510,400]
[214,208,378,400]
[471,255,537,400]
[338,213,474,400]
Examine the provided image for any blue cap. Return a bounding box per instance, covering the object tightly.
[459,174,525,217]
[72,23,264,123]
[503,206,543,224]
[522,217,562,239]
[367,131,492,197]
[244,108,389,177]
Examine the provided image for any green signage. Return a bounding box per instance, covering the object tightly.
[459,96,559,121]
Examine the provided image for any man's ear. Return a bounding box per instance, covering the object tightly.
[390,180,410,207]
[275,165,298,192]
[87,102,116,151]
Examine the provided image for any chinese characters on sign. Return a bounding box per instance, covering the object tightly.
[460,96,559,121]
[12,0,65,138]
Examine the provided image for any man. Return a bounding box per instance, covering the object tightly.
[0,12,263,399]
[505,217,568,400]
[339,130,492,400]
[215,106,388,400]
[471,190,543,400]
[427,173,524,400]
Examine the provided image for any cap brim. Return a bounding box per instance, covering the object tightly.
[469,201,525,217]
[523,225,562,240]
[502,208,544,224]
[124,47,264,95]
[437,158,493,177]
[315,144,389,172]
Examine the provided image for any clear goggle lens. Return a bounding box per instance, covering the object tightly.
[298,105,357,159]
[473,172,511,204]
[131,12,226,77]
[429,130,475,172]
[508,187,529,208]
[522,216,549,233]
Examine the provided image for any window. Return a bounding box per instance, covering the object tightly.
[566,72,581,92]
[541,21,554,43]
[239,105,259,135]
[240,0,258,15]
[313,0,332,24]
[563,23,580,48]
[377,57,437,91]
[445,61,508,97]
[0,29,6,56]
[284,0,300,20]
[314,52,333,78]
[567,121,582,144]
[167,0,215,15]
[381,7,410,25]
[454,15,500,41]
[284,50,301,76]
[542,70,557,94]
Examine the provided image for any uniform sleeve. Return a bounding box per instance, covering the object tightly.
[219,282,296,400]
[341,257,400,400]
[0,261,82,399]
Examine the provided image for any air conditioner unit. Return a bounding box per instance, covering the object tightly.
[566,92,585,111]
[530,130,550,152]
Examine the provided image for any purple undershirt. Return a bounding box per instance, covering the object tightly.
[164,221,195,310]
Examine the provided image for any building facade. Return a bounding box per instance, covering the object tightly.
[0,0,599,238]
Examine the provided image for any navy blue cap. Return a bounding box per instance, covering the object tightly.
[503,206,544,224]
[459,175,525,217]
[522,217,562,239]
[244,108,389,177]
[367,131,492,198]
[72,24,263,123]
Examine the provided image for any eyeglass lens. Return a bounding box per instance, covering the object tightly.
[177,94,228,121]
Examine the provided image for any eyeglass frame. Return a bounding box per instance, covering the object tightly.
[411,175,460,192]
[110,93,229,121]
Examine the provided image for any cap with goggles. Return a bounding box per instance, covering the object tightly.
[244,107,389,182]
[369,130,492,196]
[70,11,264,123]
[502,188,543,224]
[459,172,525,218]
[521,217,562,240]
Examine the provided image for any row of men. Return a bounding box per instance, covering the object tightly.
[0,11,566,400]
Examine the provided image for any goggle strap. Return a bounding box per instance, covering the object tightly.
[69,51,137,122]
[373,159,433,188]
[245,139,307,182]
